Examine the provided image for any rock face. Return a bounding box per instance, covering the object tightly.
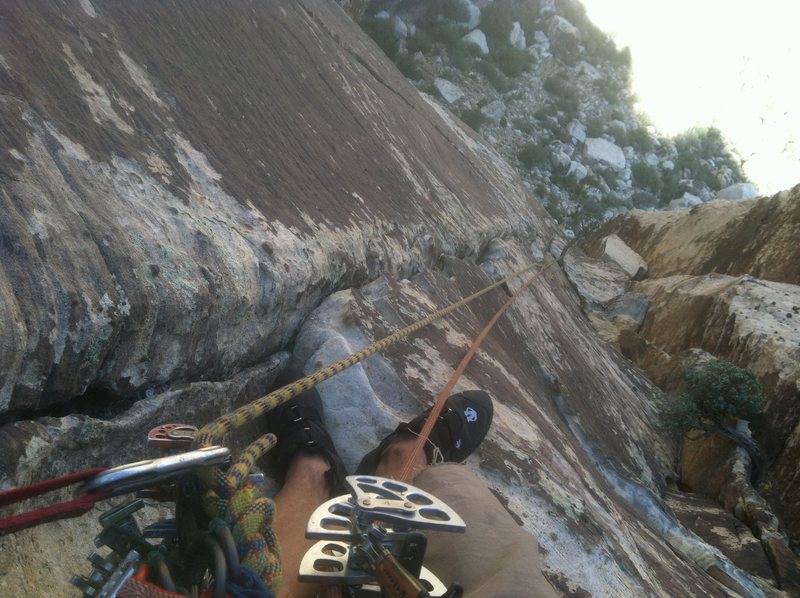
[587,196,800,588]
[590,190,800,283]
[0,2,783,596]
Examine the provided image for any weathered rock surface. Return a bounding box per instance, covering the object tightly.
[634,274,800,542]
[597,234,648,280]
[588,190,800,283]
[587,193,800,588]
[0,1,784,596]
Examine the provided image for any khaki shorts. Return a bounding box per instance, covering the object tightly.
[415,464,557,598]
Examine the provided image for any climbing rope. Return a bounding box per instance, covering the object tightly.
[398,254,564,482]
[193,260,542,449]
[190,257,545,593]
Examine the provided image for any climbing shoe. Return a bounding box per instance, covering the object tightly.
[356,390,493,475]
[264,370,348,495]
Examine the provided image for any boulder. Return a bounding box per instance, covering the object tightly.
[668,192,702,210]
[462,29,489,55]
[567,160,589,181]
[533,30,550,51]
[599,234,648,280]
[392,16,408,38]
[480,99,506,124]
[586,191,800,283]
[584,138,626,170]
[509,21,526,49]
[567,119,586,143]
[716,182,759,200]
[465,1,481,29]
[549,149,571,171]
[434,78,465,103]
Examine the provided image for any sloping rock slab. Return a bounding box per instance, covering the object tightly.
[0,0,555,413]
[666,490,774,581]
[289,242,764,597]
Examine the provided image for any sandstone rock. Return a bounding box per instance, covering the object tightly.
[666,491,774,581]
[584,137,626,170]
[587,191,800,283]
[0,2,777,595]
[434,77,465,103]
[635,273,800,544]
[668,192,703,210]
[509,21,527,49]
[716,182,759,200]
[598,234,648,280]
[462,29,489,55]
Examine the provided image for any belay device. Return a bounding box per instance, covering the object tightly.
[300,475,466,598]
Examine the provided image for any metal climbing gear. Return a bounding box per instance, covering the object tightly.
[300,475,466,597]
[83,446,230,496]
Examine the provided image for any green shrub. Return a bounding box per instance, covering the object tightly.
[660,360,763,432]
[627,125,654,153]
[492,46,534,77]
[395,53,423,79]
[512,118,536,134]
[543,75,579,116]
[407,30,433,54]
[429,0,471,22]
[518,141,550,169]
[631,162,662,193]
[480,0,516,45]
[672,127,745,191]
[630,190,659,209]
[585,117,604,137]
[426,22,468,48]
[449,41,477,70]
[475,59,511,91]
[459,107,486,131]
[362,17,399,60]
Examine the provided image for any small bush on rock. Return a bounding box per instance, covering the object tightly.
[475,59,511,91]
[631,162,662,193]
[480,0,517,46]
[460,107,486,131]
[407,30,433,54]
[395,53,423,79]
[492,46,535,77]
[362,17,399,60]
[518,141,550,169]
[660,360,763,432]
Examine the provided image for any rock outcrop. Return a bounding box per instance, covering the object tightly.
[588,189,800,283]
[0,2,785,596]
[585,194,800,590]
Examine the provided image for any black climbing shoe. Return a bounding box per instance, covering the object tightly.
[356,390,493,475]
[264,370,348,495]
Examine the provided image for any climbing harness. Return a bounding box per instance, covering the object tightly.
[0,248,569,597]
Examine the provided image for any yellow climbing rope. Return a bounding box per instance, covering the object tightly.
[192,255,553,593]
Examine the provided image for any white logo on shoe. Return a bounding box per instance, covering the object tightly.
[464,407,478,422]
[455,439,462,449]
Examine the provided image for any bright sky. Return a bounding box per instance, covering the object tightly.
[580,0,800,194]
